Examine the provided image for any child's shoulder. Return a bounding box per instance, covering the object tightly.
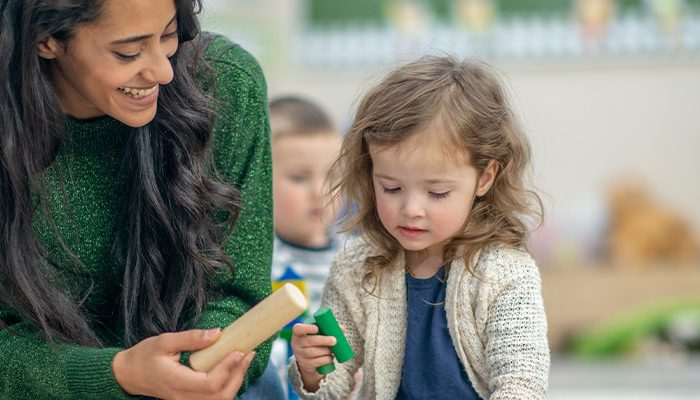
[326,235,375,281]
[474,246,541,284]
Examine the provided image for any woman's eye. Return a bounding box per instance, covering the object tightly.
[430,191,450,199]
[113,52,140,62]
[161,31,179,41]
[382,187,400,193]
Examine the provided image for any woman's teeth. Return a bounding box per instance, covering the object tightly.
[119,85,157,99]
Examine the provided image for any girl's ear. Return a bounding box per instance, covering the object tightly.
[37,36,63,60]
[475,160,499,197]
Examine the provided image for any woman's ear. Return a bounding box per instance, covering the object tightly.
[37,36,63,60]
[475,160,499,197]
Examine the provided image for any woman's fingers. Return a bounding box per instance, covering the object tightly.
[222,351,256,397]
[155,328,221,354]
[166,350,254,398]
[202,351,246,393]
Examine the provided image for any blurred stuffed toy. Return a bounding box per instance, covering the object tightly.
[607,181,699,266]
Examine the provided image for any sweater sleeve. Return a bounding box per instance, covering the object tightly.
[188,35,274,393]
[0,306,132,400]
[484,258,550,400]
[287,243,366,399]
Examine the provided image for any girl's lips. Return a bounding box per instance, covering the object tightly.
[399,226,427,239]
[119,85,159,107]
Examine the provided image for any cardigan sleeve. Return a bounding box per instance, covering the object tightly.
[484,258,550,399]
[0,306,132,400]
[287,243,366,399]
[187,35,274,393]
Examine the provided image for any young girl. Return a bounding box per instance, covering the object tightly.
[289,57,549,399]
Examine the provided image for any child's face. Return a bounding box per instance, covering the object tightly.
[273,132,342,247]
[369,133,496,259]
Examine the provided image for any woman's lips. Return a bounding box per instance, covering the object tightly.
[118,85,159,107]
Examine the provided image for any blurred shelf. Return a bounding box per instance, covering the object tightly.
[296,15,700,69]
[541,264,700,352]
[549,356,700,399]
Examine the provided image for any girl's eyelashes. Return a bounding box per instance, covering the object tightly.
[430,191,450,199]
[381,186,450,199]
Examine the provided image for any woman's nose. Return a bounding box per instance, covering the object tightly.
[142,49,174,85]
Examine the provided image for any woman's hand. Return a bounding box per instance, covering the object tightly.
[290,323,337,392]
[112,328,255,400]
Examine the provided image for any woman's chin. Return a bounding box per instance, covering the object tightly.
[113,106,158,128]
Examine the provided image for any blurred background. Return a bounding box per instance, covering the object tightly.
[201,0,700,398]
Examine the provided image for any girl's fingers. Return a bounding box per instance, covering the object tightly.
[292,323,319,336]
[297,345,333,360]
[308,354,335,368]
[298,354,335,373]
[299,334,337,348]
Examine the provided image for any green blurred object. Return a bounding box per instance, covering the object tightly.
[569,297,700,357]
[307,0,700,26]
[307,0,385,25]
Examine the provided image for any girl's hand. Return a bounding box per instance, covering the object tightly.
[290,323,337,392]
[112,328,255,400]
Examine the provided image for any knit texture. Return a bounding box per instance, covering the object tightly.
[0,35,273,399]
[288,237,550,400]
[270,233,346,398]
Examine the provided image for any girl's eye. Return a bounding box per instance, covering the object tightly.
[114,52,140,62]
[430,191,450,199]
[382,187,400,193]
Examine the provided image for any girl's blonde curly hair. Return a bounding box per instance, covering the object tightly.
[330,56,543,283]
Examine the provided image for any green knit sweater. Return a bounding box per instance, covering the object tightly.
[0,36,273,399]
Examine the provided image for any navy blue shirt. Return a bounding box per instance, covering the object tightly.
[396,267,481,400]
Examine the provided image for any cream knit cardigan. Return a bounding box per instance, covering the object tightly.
[289,237,550,399]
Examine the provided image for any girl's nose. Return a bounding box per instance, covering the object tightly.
[400,195,425,218]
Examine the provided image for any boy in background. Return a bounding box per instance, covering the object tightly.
[268,96,345,399]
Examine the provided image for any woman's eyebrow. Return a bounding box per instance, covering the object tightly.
[109,14,177,45]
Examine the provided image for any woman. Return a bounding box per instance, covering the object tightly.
[0,0,278,398]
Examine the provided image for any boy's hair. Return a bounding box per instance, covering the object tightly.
[269,96,335,139]
[330,56,543,279]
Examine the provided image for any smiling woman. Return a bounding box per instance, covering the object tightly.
[0,0,276,399]
[37,0,179,126]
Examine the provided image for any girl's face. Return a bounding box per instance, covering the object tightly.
[37,0,179,127]
[369,132,497,260]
